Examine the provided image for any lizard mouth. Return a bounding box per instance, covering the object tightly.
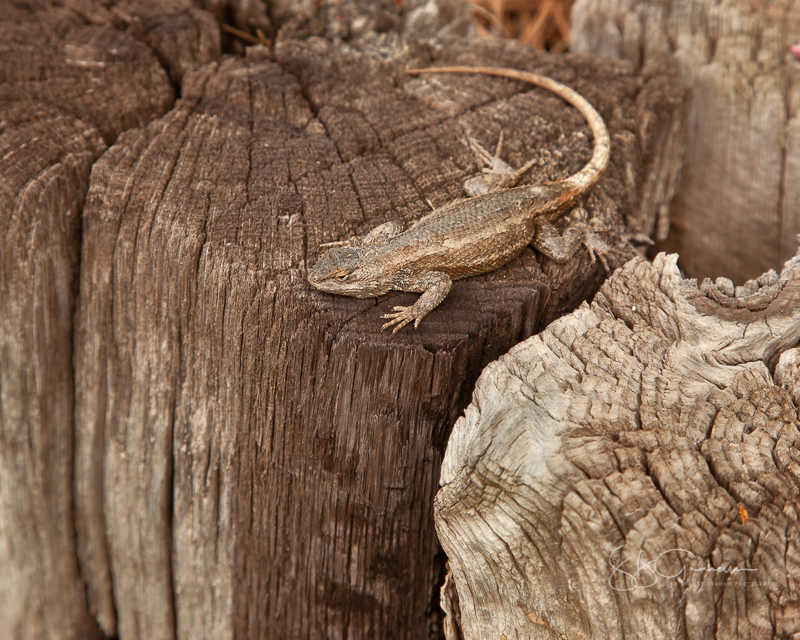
[307,269,322,286]
[307,267,355,295]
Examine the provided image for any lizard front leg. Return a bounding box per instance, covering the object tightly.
[381,271,452,334]
[320,221,403,248]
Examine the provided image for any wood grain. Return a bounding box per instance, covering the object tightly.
[0,3,180,639]
[0,1,684,636]
[571,0,800,284]
[0,3,220,638]
[436,247,800,639]
[72,36,682,639]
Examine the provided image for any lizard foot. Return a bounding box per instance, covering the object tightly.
[381,306,423,334]
[379,272,451,335]
[582,228,625,272]
[463,132,537,196]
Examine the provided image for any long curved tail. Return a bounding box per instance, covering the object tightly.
[405,66,610,201]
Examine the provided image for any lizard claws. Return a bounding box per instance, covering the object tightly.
[381,306,420,334]
[584,235,625,272]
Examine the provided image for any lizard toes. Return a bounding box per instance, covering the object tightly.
[381,316,412,334]
[381,307,415,334]
[381,306,409,320]
[392,318,413,334]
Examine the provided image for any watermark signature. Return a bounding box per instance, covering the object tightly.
[608,547,757,592]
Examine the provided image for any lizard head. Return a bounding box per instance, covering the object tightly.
[308,245,391,298]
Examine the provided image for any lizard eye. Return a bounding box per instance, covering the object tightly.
[335,273,348,281]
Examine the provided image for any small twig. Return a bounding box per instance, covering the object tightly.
[222,24,271,47]
[469,2,504,33]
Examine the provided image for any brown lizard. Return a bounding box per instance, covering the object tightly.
[307,66,611,333]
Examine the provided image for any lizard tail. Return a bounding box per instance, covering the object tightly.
[406,66,610,205]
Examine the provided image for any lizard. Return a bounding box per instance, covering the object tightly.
[307,65,612,334]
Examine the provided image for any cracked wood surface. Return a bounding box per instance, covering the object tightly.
[75,40,680,639]
[436,248,800,640]
[0,2,202,638]
[0,3,683,639]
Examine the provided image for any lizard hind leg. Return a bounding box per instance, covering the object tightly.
[464,131,538,196]
[533,214,620,271]
[380,271,452,334]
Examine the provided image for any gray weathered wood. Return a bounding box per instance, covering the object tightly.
[436,247,800,639]
[571,0,800,284]
[72,33,682,640]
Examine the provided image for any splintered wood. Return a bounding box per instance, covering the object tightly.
[436,249,800,639]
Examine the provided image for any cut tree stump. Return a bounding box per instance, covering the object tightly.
[71,36,682,640]
[571,0,800,284]
[0,3,683,639]
[0,3,194,639]
[436,248,800,639]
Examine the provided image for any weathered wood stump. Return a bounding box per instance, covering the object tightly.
[437,248,800,639]
[571,0,800,284]
[73,39,681,639]
[0,1,220,637]
[0,3,684,639]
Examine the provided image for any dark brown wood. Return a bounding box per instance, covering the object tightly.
[0,3,219,639]
[436,248,800,639]
[0,2,683,638]
[101,0,222,84]
[71,34,682,640]
[0,3,179,639]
